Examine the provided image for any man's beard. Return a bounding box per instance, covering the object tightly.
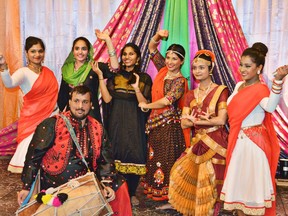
[71,109,89,121]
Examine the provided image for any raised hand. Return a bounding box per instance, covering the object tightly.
[131,73,140,89]
[274,65,288,80]
[157,29,169,39]
[90,61,103,78]
[95,29,110,42]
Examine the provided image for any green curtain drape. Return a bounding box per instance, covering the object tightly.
[160,0,191,87]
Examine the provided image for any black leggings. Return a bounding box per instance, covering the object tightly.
[122,174,140,197]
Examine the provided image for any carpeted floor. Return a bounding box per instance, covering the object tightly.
[1,156,287,216]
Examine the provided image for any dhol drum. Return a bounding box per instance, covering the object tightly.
[16,172,113,216]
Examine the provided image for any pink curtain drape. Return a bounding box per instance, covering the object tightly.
[93,0,145,62]
[207,0,248,82]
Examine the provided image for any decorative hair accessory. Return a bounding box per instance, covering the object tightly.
[194,50,215,62]
[166,50,185,59]
[257,70,260,75]
[34,188,68,207]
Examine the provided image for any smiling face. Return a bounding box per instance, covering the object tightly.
[239,55,262,82]
[121,46,139,72]
[165,51,184,73]
[73,40,89,63]
[26,43,45,66]
[192,58,211,81]
[69,92,92,121]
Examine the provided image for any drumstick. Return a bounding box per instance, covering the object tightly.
[100,182,110,196]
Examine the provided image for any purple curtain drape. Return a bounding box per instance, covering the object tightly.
[190,0,236,93]
[130,0,166,74]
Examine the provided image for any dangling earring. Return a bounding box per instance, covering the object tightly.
[209,62,214,75]
[86,56,89,62]
[257,70,260,75]
[122,63,125,66]
[26,55,29,66]
[135,62,138,66]
[42,59,44,64]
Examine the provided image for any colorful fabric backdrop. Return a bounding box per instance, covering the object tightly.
[0,0,287,159]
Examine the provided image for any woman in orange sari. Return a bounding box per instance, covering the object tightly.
[139,30,187,203]
[0,36,58,173]
[168,50,229,216]
[220,43,287,216]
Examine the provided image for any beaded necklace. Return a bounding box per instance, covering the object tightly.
[196,81,213,113]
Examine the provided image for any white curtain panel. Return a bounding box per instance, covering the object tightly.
[20,0,121,83]
[232,0,288,109]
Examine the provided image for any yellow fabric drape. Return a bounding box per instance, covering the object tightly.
[0,0,22,128]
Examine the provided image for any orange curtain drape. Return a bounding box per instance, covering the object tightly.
[0,0,22,128]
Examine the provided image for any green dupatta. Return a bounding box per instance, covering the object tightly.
[61,45,94,86]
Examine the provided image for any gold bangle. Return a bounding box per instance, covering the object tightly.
[141,107,149,112]
[151,37,160,44]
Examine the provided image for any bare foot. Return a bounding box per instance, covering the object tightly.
[131,196,139,206]
[156,203,174,210]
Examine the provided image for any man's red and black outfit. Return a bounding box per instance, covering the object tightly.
[21,111,132,215]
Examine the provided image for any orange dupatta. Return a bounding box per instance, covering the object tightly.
[226,83,279,216]
[17,67,58,144]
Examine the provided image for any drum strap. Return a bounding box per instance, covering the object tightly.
[60,114,91,172]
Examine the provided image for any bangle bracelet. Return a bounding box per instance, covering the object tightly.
[108,50,116,57]
[141,107,149,112]
[273,79,283,85]
[99,78,104,80]
[151,37,160,44]
[149,49,158,59]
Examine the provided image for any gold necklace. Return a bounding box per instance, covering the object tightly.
[28,64,42,74]
[196,81,213,113]
[164,71,181,80]
[243,80,260,87]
